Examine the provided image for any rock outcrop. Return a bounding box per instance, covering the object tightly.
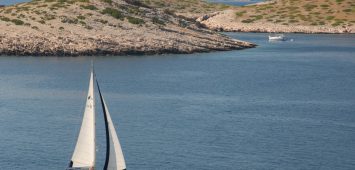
[0,0,255,56]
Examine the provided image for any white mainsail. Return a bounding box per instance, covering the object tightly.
[97,81,126,170]
[69,71,96,169]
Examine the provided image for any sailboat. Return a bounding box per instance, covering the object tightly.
[67,68,126,170]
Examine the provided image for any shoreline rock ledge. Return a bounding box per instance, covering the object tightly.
[0,0,255,56]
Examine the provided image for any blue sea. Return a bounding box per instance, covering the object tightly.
[0,33,355,169]
[0,0,29,6]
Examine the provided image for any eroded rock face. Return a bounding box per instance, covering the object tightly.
[0,0,255,56]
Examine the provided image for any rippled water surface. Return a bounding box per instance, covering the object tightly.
[1,33,355,169]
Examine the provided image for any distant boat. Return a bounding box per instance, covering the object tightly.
[268,34,286,41]
[67,67,126,170]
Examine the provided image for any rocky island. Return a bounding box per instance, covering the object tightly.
[197,0,355,33]
[0,0,255,56]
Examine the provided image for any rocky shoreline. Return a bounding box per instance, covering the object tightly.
[0,27,255,56]
[0,0,255,56]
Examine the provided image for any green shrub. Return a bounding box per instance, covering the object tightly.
[11,19,24,25]
[235,11,246,17]
[127,16,145,25]
[81,5,97,10]
[241,19,254,23]
[164,9,175,15]
[100,0,112,4]
[303,4,317,11]
[326,16,335,20]
[102,8,124,20]
[0,16,11,22]
[85,25,93,30]
[332,21,343,26]
[61,17,78,24]
[95,19,108,24]
[251,15,263,20]
[77,15,86,20]
[38,20,46,24]
[152,17,165,25]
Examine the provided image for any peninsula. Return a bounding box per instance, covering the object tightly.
[197,0,355,33]
[0,0,255,56]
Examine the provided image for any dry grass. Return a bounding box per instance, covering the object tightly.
[0,0,157,30]
[142,0,230,16]
[233,0,355,27]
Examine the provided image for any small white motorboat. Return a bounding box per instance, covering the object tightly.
[268,34,286,41]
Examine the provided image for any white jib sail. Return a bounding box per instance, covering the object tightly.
[101,95,126,170]
[70,71,96,168]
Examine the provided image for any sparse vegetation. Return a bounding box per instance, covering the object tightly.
[77,15,85,20]
[31,26,39,30]
[127,16,145,25]
[102,8,124,20]
[81,5,97,10]
[100,0,112,4]
[241,19,254,23]
[142,0,231,15]
[228,0,354,28]
[152,17,165,25]
[0,0,353,35]
[11,19,24,25]
[0,16,11,22]
[235,11,246,17]
[94,19,108,24]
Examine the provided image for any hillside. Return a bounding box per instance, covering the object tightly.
[141,0,231,18]
[0,0,254,56]
[198,0,355,33]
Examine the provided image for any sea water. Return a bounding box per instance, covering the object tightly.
[0,33,355,169]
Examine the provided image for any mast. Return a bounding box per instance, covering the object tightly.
[96,80,126,170]
[68,70,96,169]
